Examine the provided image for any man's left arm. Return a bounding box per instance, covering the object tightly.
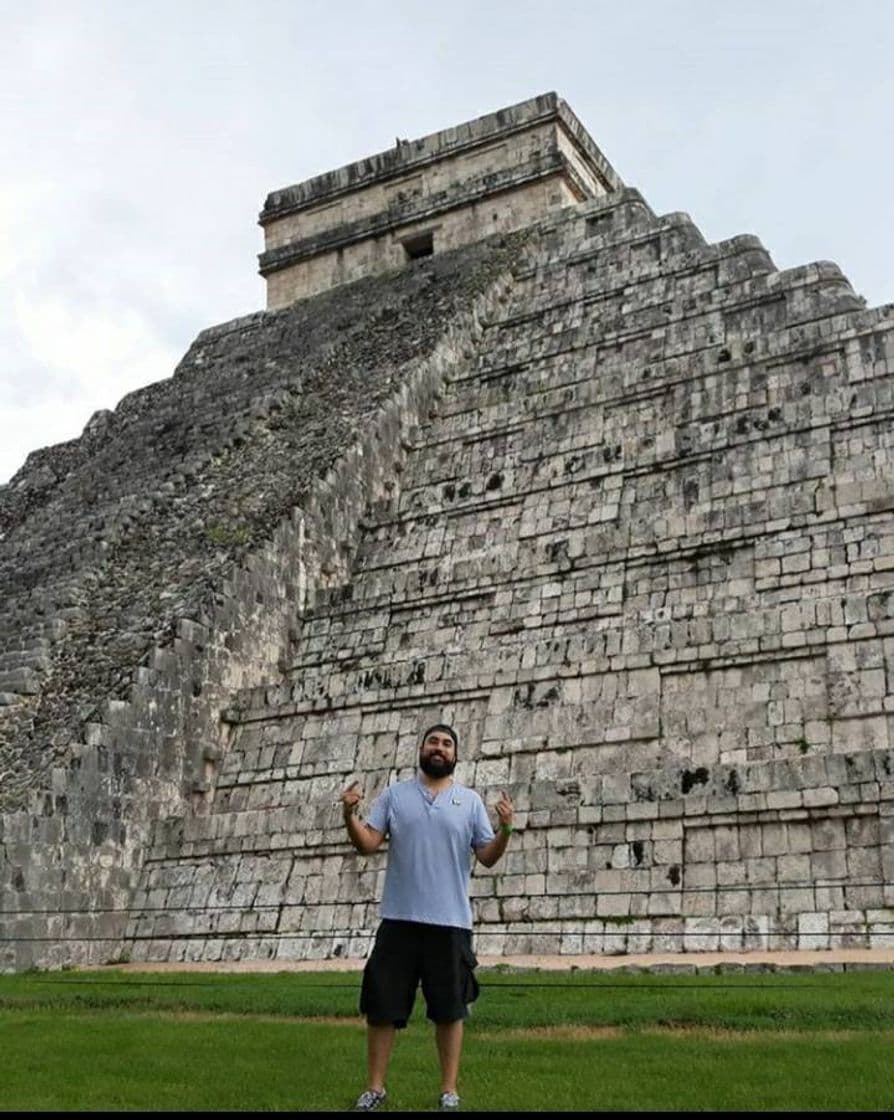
[474,790,514,869]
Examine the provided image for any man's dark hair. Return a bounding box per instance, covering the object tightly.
[420,723,459,757]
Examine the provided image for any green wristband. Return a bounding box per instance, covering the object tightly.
[500,823,513,836]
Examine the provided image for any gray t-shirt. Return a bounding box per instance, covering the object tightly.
[366,777,495,930]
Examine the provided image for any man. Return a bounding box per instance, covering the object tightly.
[341,723,514,1112]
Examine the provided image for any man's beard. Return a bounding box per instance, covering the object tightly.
[419,751,456,778]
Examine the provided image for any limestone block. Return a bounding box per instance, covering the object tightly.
[742,914,770,951]
[716,859,747,887]
[746,858,778,885]
[777,854,811,882]
[811,817,847,851]
[685,828,714,862]
[627,802,659,821]
[684,862,716,890]
[652,919,684,953]
[713,826,740,861]
[684,917,719,952]
[717,887,751,916]
[846,845,881,878]
[810,849,847,879]
[784,821,812,853]
[767,790,802,810]
[653,840,683,865]
[845,884,885,909]
[803,786,839,808]
[597,892,630,917]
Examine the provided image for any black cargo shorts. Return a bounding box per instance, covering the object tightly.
[359,919,480,1028]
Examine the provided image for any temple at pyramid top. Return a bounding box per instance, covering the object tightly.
[258,92,624,308]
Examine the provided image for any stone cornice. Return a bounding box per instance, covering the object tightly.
[259,92,621,226]
[258,152,565,277]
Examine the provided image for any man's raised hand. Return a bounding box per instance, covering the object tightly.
[342,782,385,855]
[494,790,514,828]
[342,781,363,817]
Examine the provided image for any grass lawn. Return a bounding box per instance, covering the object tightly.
[1,968,893,1111]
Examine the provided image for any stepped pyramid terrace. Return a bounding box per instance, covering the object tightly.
[1,93,893,970]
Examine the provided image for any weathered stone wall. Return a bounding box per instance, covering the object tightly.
[260,92,619,308]
[263,120,563,251]
[121,188,894,965]
[0,236,524,969]
[3,110,893,970]
[264,174,580,312]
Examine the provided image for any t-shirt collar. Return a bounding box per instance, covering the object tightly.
[415,773,455,804]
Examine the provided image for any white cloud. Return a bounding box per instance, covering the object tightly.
[15,294,179,404]
[1,289,181,482]
[0,177,183,480]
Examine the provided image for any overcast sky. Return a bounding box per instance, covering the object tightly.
[2,1,892,485]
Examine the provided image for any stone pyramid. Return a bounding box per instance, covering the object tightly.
[2,95,892,970]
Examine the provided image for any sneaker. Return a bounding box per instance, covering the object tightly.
[439,1092,461,1110]
[354,1088,386,1111]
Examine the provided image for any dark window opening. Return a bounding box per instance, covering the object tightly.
[586,212,613,237]
[402,231,434,260]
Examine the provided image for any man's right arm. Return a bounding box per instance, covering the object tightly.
[342,781,387,855]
